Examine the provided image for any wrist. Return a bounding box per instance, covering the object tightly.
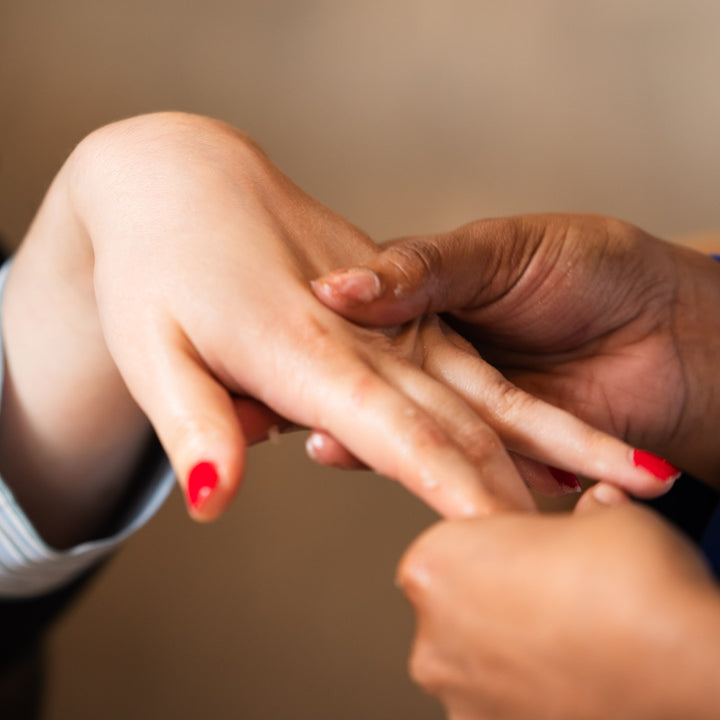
[669,244,720,486]
[0,155,150,548]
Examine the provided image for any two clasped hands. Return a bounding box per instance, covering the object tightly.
[8,113,720,718]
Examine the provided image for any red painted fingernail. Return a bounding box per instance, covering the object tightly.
[632,450,680,482]
[548,466,581,492]
[187,461,219,510]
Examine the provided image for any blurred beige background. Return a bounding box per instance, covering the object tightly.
[1,1,720,718]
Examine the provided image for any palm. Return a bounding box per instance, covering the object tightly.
[498,337,685,454]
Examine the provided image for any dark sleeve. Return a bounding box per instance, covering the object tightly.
[644,473,720,577]
[0,564,104,719]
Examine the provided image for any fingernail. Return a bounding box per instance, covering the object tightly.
[632,450,681,482]
[312,268,382,303]
[548,466,581,493]
[305,433,324,461]
[187,461,219,510]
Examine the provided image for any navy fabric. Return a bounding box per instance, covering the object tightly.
[702,501,720,577]
[644,473,720,578]
[646,474,718,544]
[696,253,720,576]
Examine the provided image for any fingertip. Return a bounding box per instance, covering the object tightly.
[574,482,631,514]
[546,467,582,498]
[163,398,248,523]
[311,265,425,326]
[610,449,680,501]
[305,430,367,469]
[311,267,383,305]
[632,449,681,484]
[161,401,248,522]
[186,460,221,519]
[181,435,246,522]
[122,333,249,523]
[396,523,444,600]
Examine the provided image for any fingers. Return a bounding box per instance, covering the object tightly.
[115,328,248,522]
[372,354,535,513]
[305,430,367,469]
[310,217,539,326]
[297,347,533,518]
[423,323,680,499]
[305,433,584,499]
[396,517,488,609]
[574,483,631,514]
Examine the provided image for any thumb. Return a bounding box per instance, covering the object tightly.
[574,483,632,515]
[118,334,248,523]
[311,218,533,326]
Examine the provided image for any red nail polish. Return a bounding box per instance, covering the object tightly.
[632,450,680,482]
[187,461,218,510]
[548,466,581,491]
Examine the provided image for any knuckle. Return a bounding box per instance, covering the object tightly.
[403,414,451,455]
[457,423,504,465]
[397,546,431,603]
[292,313,333,349]
[492,381,536,424]
[346,369,382,411]
[408,643,451,696]
[165,411,221,461]
[385,238,444,289]
[408,643,432,688]
[397,521,452,601]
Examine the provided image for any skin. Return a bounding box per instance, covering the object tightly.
[398,485,720,720]
[0,117,647,548]
[2,122,712,713]
[312,213,720,717]
[1,113,533,546]
[312,214,720,488]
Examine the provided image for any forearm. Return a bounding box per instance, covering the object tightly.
[0,157,151,549]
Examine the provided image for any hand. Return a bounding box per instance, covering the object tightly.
[398,486,720,720]
[312,214,720,490]
[5,112,564,541]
